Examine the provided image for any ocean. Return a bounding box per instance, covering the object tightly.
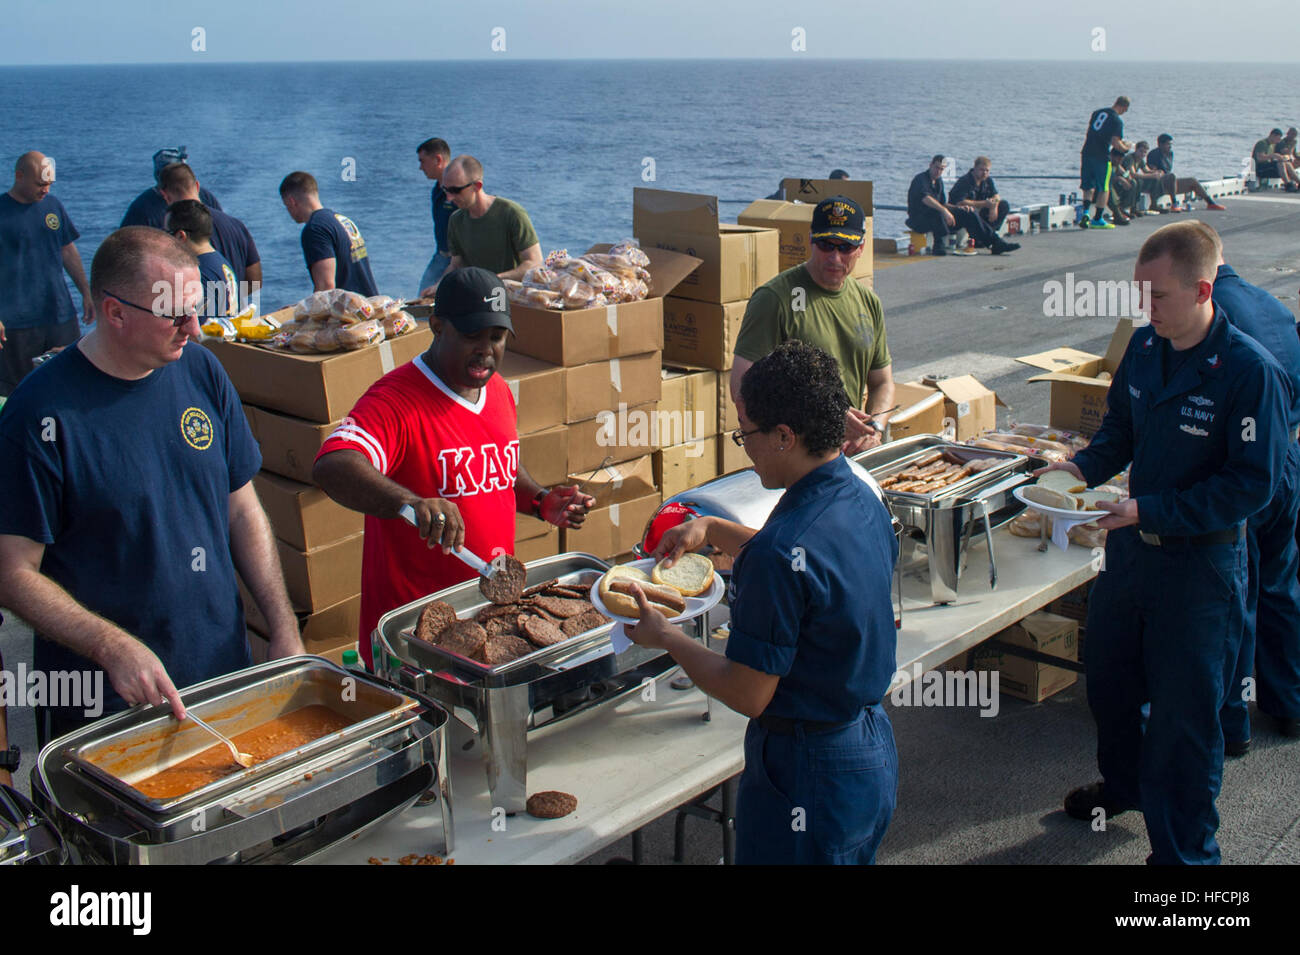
[1,58,1294,309]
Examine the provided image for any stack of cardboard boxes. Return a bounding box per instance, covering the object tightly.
[634,188,781,481]
[205,322,435,661]
[506,245,703,563]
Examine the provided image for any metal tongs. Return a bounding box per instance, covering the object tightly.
[398,504,501,581]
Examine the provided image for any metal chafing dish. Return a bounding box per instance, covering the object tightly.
[0,785,70,864]
[853,434,1035,603]
[374,552,694,815]
[31,656,451,864]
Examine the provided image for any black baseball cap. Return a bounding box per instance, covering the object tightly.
[433,267,514,335]
[810,196,867,245]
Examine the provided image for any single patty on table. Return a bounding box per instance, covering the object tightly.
[526,790,578,819]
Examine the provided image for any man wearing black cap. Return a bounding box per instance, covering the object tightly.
[120,147,222,230]
[1147,135,1226,212]
[733,196,895,454]
[313,268,596,667]
[906,156,1019,255]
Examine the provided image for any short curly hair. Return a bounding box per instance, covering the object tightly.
[739,340,849,456]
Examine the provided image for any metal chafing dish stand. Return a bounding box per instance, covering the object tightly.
[853,434,1035,603]
[374,552,706,815]
[30,656,452,864]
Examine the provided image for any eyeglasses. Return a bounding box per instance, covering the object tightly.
[813,239,858,255]
[443,180,479,195]
[731,427,763,447]
[103,291,196,327]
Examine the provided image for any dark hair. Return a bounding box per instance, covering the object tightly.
[828,168,849,179]
[279,170,318,199]
[1157,133,1173,144]
[165,199,212,241]
[1135,140,1150,151]
[930,154,945,165]
[158,162,198,194]
[1270,128,1284,137]
[417,137,450,158]
[739,341,848,456]
[1115,95,1131,108]
[90,226,197,303]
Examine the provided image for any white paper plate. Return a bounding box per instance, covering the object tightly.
[1013,485,1108,521]
[589,557,725,625]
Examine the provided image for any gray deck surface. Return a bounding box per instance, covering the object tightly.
[3,193,1298,864]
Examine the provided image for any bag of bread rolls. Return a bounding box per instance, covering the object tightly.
[608,239,650,267]
[381,310,416,337]
[335,319,385,350]
[293,291,334,321]
[328,289,374,324]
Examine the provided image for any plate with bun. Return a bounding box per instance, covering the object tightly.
[591,554,724,625]
[1014,482,1124,521]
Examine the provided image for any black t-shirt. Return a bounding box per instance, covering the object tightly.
[1083,108,1123,158]
[907,171,945,218]
[948,170,997,204]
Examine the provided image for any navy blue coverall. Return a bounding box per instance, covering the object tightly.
[725,454,900,864]
[1213,264,1300,739]
[1072,310,1289,864]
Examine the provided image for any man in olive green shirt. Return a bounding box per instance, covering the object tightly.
[419,155,544,295]
[1253,129,1299,190]
[731,196,894,454]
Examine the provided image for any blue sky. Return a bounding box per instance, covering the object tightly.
[2,0,1295,64]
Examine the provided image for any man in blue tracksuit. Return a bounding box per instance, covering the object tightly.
[1208,239,1300,748]
[1049,222,1289,865]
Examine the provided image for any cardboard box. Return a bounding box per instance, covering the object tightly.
[519,424,568,488]
[253,471,363,552]
[507,246,700,367]
[738,199,873,279]
[633,189,779,303]
[276,532,363,613]
[662,297,747,371]
[567,401,661,472]
[500,351,565,435]
[516,511,550,543]
[243,404,339,485]
[561,491,662,560]
[718,435,750,476]
[564,352,663,424]
[913,375,1004,441]
[515,525,561,563]
[242,586,360,655]
[973,611,1079,703]
[565,453,657,508]
[886,382,947,441]
[248,630,356,666]
[1017,319,1137,436]
[780,177,875,216]
[206,326,433,423]
[660,366,718,444]
[656,436,720,498]
[718,375,739,433]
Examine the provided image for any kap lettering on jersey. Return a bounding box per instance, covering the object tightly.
[437,441,519,497]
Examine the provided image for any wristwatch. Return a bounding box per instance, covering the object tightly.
[531,488,550,516]
[0,747,19,773]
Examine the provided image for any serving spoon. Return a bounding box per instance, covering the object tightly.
[185,711,255,768]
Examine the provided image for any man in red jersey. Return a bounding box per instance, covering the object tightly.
[313,267,594,666]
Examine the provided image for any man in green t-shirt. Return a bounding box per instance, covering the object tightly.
[1253,129,1299,191]
[731,196,894,454]
[420,155,543,295]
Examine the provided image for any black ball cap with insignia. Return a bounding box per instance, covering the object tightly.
[433,267,514,335]
[810,195,867,245]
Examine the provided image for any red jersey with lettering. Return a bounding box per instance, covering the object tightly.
[316,354,519,664]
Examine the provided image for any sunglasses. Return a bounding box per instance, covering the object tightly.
[104,291,196,328]
[443,180,479,195]
[813,239,858,254]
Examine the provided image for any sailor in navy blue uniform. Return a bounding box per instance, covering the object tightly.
[627,341,899,865]
[1052,223,1290,864]
[1209,241,1300,746]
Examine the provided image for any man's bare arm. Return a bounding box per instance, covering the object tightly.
[61,243,94,323]
[498,243,544,282]
[309,258,336,292]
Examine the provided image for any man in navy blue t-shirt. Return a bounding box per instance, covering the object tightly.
[0,151,94,395]
[166,199,239,318]
[416,137,456,296]
[0,227,302,743]
[120,147,222,230]
[279,171,379,297]
[1079,96,1132,228]
[159,162,261,293]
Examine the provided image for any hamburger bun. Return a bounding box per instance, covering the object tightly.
[1021,485,1079,511]
[1037,470,1086,495]
[650,552,715,597]
[601,578,687,619]
[1076,489,1123,511]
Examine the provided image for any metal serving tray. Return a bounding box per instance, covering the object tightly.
[380,552,615,685]
[64,657,418,817]
[857,434,1028,502]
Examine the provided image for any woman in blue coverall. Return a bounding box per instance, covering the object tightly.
[625,340,900,864]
